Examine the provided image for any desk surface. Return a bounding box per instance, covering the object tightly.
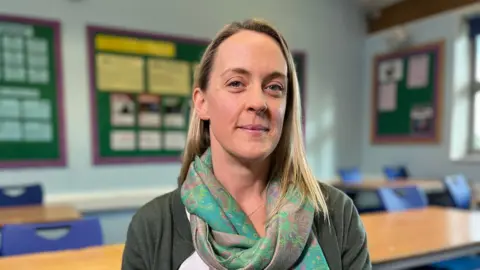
[0,204,81,227]
[362,206,480,265]
[1,207,479,269]
[332,178,444,193]
[0,244,123,270]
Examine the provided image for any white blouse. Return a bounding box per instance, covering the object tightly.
[179,209,210,270]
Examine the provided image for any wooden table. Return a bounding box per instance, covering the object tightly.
[363,206,480,269]
[1,207,479,270]
[0,204,81,227]
[332,178,445,193]
[0,244,123,270]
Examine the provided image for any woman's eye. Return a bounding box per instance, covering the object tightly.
[228,81,243,88]
[267,84,284,91]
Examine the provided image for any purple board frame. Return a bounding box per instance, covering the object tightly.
[370,40,444,144]
[0,14,66,169]
[87,25,308,165]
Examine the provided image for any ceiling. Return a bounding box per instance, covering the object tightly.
[359,0,404,8]
[359,0,405,17]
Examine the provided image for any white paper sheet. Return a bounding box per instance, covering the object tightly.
[28,69,50,84]
[3,36,24,51]
[139,131,162,150]
[22,99,51,119]
[23,121,53,142]
[110,94,135,126]
[3,51,24,66]
[164,131,186,150]
[407,54,430,88]
[378,59,403,83]
[0,98,20,118]
[110,130,136,151]
[164,114,185,127]
[0,120,22,141]
[26,38,48,54]
[378,83,397,112]
[4,67,26,82]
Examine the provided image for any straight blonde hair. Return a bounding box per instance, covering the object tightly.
[178,19,329,218]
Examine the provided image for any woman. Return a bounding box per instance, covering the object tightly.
[122,18,371,270]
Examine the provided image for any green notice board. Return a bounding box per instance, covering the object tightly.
[0,15,65,168]
[371,40,444,144]
[87,25,308,165]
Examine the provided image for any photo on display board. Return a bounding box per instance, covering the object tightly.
[410,104,434,135]
[163,97,186,128]
[138,94,161,127]
[110,93,135,126]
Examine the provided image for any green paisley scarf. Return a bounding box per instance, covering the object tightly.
[180,148,330,270]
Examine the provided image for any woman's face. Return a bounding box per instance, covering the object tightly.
[194,30,288,162]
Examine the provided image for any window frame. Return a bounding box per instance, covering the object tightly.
[470,34,480,152]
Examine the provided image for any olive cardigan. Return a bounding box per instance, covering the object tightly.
[121,183,372,270]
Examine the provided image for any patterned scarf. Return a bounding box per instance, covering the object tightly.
[180,148,330,270]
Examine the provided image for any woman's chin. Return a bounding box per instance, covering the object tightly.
[231,145,276,163]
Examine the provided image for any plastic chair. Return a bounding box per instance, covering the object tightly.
[0,184,43,207]
[431,256,480,270]
[1,218,103,256]
[383,166,409,181]
[338,168,362,183]
[377,186,428,212]
[444,174,472,210]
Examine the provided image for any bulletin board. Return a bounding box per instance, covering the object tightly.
[0,15,66,168]
[87,25,308,165]
[371,40,444,144]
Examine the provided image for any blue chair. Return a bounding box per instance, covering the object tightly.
[444,174,472,210]
[431,257,480,270]
[0,184,43,207]
[338,168,362,183]
[1,218,103,256]
[429,176,480,269]
[377,186,428,212]
[383,165,409,181]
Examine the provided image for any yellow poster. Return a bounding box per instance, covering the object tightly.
[95,34,176,58]
[191,62,200,79]
[147,58,191,96]
[96,53,144,93]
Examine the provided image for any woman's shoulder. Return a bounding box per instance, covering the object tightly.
[132,188,181,224]
[318,181,355,213]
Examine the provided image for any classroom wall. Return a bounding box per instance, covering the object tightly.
[0,0,366,244]
[362,4,480,182]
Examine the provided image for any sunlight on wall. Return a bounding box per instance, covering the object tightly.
[306,91,336,181]
[450,31,471,160]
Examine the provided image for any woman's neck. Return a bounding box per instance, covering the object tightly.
[210,148,270,203]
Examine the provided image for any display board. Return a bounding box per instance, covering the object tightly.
[0,15,66,168]
[371,40,444,144]
[88,25,308,165]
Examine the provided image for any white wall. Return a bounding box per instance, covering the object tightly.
[0,0,366,243]
[362,3,480,181]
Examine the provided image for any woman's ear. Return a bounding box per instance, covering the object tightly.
[192,87,209,120]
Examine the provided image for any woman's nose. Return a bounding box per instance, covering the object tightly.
[246,88,267,113]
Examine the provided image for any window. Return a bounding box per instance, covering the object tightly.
[469,17,480,151]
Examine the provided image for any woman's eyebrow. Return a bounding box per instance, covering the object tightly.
[221,68,286,81]
[221,67,251,77]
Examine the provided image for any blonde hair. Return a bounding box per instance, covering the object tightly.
[179,19,329,218]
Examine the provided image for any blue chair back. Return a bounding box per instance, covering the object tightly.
[383,166,409,181]
[1,218,103,256]
[377,186,428,212]
[444,174,471,210]
[338,168,362,183]
[0,184,43,207]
